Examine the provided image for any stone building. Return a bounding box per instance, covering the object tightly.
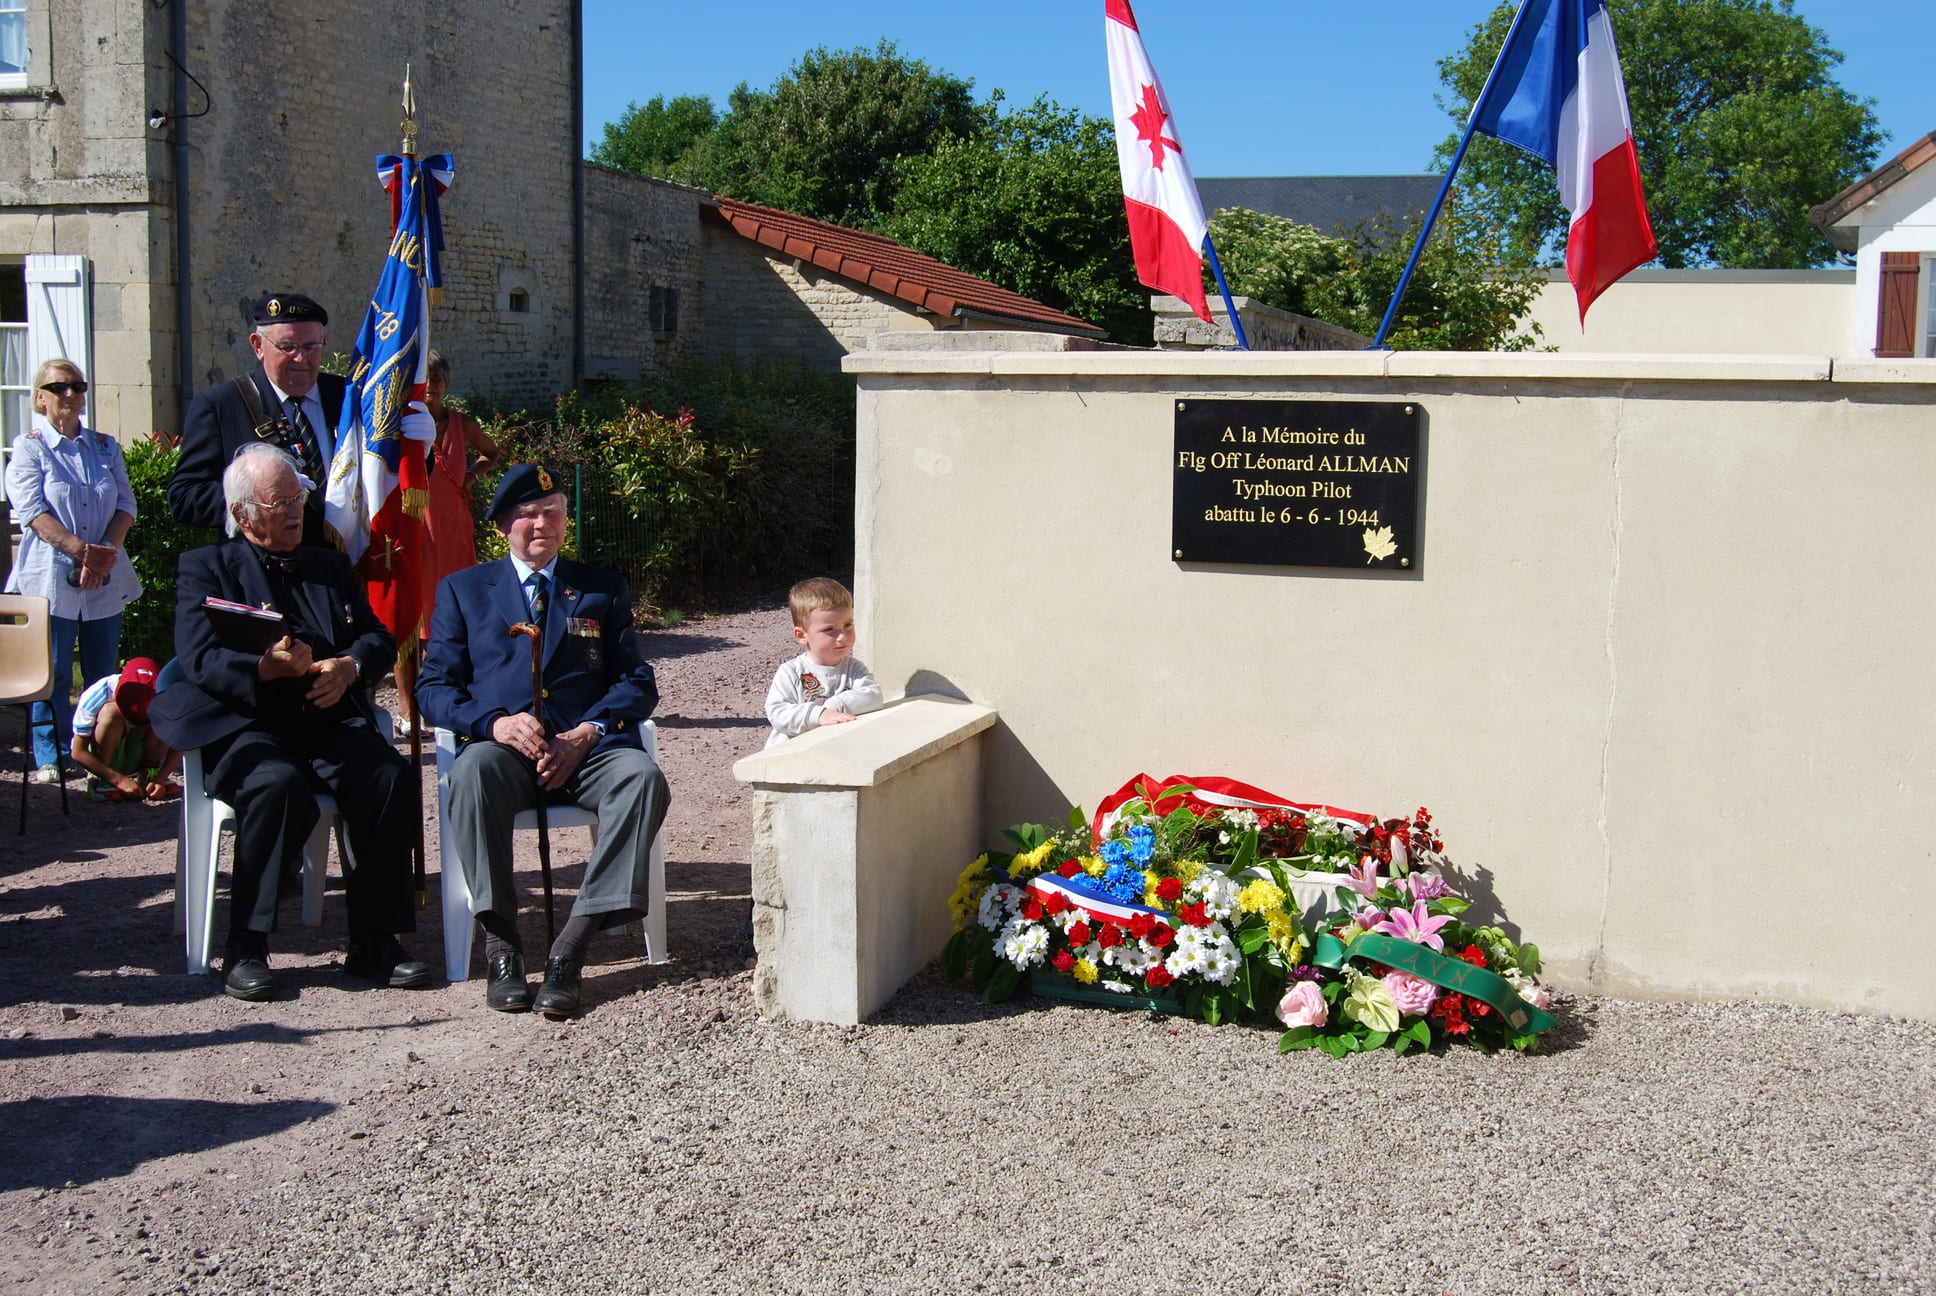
[580,168,1104,383]
[1,0,578,452]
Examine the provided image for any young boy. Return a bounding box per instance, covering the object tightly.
[765,578,882,748]
[69,658,179,801]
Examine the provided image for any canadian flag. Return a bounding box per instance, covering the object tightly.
[1106,0,1211,322]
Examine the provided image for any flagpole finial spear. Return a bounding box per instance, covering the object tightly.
[400,62,418,159]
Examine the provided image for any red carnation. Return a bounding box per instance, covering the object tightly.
[1430,992,1470,1036]
[1021,898,1043,922]
[1051,949,1075,973]
[1097,924,1124,949]
[1178,902,1209,929]
[1145,964,1174,989]
[1459,944,1487,968]
[1058,859,1083,878]
[1156,877,1183,903]
[1126,913,1155,940]
[1147,922,1174,949]
[1068,921,1092,946]
[1043,891,1070,916]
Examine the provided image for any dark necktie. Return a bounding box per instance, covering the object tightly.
[527,572,549,623]
[285,397,323,483]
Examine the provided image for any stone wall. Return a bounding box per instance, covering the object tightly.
[580,166,705,383]
[179,0,577,411]
[699,222,943,371]
[0,0,175,436]
[1153,294,1370,351]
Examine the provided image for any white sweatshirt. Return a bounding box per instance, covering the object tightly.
[764,653,883,748]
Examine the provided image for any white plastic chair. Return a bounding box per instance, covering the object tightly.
[435,723,667,982]
[174,709,394,975]
[1,593,70,832]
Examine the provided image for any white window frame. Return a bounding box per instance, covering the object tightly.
[0,0,30,93]
[1923,254,1936,359]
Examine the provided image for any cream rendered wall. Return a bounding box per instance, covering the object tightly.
[847,346,1936,1019]
[1527,271,1853,355]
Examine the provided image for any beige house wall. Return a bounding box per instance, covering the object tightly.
[581,166,706,383]
[1528,270,1854,356]
[845,343,1936,1020]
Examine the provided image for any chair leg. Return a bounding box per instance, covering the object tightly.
[187,815,223,976]
[440,832,476,983]
[16,706,27,836]
[645,827,668,965]
[301,815,332,927]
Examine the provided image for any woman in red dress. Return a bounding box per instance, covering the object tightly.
[400,350,499,732]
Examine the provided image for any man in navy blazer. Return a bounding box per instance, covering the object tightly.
[150,444,432,1001]
[168,292,346,547]
[416,463,670,1018]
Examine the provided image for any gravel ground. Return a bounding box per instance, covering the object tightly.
[2,601,1933,1295]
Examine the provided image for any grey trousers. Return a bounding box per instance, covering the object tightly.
[445,740,670,925]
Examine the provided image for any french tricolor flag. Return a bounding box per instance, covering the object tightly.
[1470,0,1657,322]
[1106,0,1212,322]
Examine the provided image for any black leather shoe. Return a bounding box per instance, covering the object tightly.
[533,955,582,1020]
[484,949,532,1012]
[222,957,278,1002]
[343,935,435,989]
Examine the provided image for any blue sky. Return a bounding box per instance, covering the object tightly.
[583,1,1936,178]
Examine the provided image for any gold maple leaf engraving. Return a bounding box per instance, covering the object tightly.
[1362,526,1397,564]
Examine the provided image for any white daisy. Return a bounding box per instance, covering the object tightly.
[1000,919,1049,969]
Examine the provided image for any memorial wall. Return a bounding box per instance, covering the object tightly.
[845,344,1936,1019]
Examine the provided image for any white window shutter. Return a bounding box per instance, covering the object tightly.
[25,254,92,426]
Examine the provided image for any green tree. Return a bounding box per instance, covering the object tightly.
[879,95,1148,344]
[680,41,979,227]
[589,94,718,177]
[1435,0,1883,268]
[1207,206,1544,351]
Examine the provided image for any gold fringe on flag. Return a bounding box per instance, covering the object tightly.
[401,486,429,518]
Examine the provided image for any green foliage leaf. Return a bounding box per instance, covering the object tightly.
[1201,992,1225,1027]
[590,94,719,178]
[1278,1026,1318,1053]
[982,961,1021,1004]
[120,440,217,662]
[1431,896,1471,915]
[1067,805,1089,833]
[1518,943,1541,976]
[1002,823,1050,851]
[1362,1030,1391,1051]
[939,929,976,981]
[1229,828,1259,875]
[1433,0,1882,268]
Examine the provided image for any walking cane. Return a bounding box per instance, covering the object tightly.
[509,621,555,949]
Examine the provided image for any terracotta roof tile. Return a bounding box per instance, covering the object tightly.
[703,196,1106,338]
[1810,129,1936,241]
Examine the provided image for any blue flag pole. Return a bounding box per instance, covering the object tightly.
[1203,235,1250,350]
[1369,0,1538,350]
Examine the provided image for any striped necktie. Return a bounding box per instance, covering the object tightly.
[285,398,323,483]
[526,572,549,622]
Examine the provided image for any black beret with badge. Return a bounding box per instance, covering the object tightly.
[487,463,565,521]
[250,292,329,327]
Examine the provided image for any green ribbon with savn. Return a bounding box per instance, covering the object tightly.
[1311,932,1556,1037]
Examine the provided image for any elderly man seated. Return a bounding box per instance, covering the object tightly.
[150,443,432,1001]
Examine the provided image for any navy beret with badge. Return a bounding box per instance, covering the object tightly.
[251,292,329,327]
[487,462,565,521]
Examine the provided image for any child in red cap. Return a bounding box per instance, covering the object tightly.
[69,658,179,801]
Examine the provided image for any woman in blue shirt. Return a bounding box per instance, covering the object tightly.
[3,358,141,781]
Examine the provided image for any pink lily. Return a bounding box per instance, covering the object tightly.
[1347,853,1381,898]
[1373,898,1451,951]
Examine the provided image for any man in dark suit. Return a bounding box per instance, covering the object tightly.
[416,464,670,1019]
[150,443,432,1001]
[168,292,347,547]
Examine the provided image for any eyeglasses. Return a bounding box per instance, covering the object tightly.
[40,381,88,396]
[263,340,326,357]
[250,492,309,513]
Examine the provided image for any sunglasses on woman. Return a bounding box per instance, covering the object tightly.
[40,381,88,396]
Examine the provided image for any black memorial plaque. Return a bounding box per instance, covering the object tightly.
[1172,399,1422,570]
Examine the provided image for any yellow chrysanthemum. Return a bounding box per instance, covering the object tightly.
[1143,888,1164,909]
[1072,958,1099,985]
[1174,858,1205,884]
[1008,842,1056,881]
[1079,855,1106,877]
[1267,912,1307,964]
[947,854,993,929]
[1238,878,1287,916]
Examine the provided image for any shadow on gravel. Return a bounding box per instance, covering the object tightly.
[652,715,765,730]
[633,632,749,662]
[0,1017,450,1062]
[0,1094,335,1189]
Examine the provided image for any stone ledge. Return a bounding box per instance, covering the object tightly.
[1830,358,1936,384]
[733,695,998,789]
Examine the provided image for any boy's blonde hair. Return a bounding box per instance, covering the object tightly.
[788,577,853,627]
